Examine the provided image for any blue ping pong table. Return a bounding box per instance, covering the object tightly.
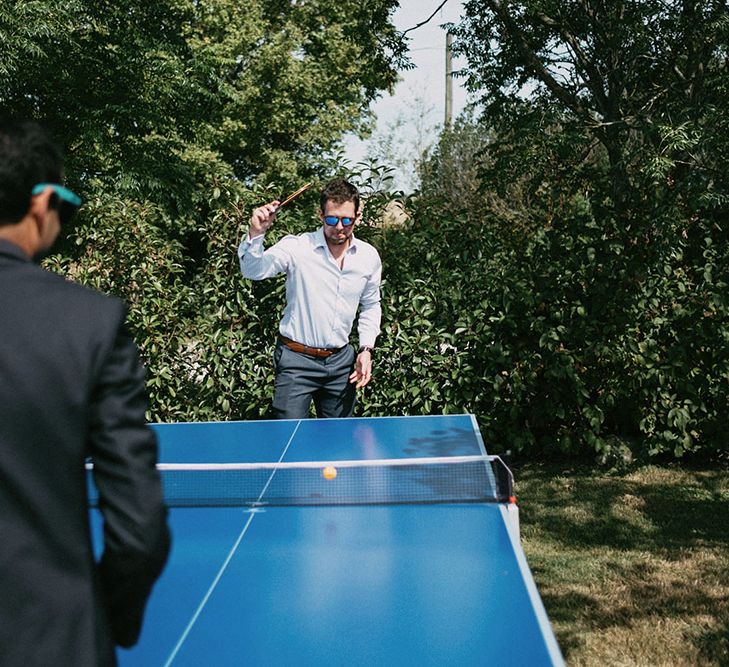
[90,414,564,666]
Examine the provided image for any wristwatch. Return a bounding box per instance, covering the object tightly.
[358,346,374,355]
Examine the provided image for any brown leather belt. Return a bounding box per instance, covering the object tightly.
[280,336,343,358]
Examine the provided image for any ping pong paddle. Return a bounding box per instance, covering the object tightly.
[276,182,313,210]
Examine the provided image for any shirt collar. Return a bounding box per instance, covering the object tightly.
[314,226,358,252]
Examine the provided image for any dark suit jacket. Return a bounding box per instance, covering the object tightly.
[0,240,170,667]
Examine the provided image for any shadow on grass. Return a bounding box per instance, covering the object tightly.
[514,462,729,665]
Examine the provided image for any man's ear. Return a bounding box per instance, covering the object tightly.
[0,187,57,259]
[29,186,55,225]
[30,187,61,249]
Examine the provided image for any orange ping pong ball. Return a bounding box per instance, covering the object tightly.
[322,465,337,480]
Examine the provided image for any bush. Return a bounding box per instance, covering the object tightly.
[356,177,728,460]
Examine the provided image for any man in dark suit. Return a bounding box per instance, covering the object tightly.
[0,119,171,666]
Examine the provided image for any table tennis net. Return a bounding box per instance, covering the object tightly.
[86,455,514,507]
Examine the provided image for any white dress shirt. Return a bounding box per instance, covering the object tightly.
[238,227,382,349]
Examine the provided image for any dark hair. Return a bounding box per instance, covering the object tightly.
[320,179,360,214]
[0,119,63,226]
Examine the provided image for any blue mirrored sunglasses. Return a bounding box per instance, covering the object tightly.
[323,215,355,227]
[32,183,82,226]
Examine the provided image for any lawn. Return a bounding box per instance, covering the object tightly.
[515,460,729,666]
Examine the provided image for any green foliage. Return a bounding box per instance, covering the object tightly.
[3,0,727,463]
[452,0,729,217]
[417,109,493,212]
[358,185,728,459]
[1,0,407,421]
[381,0,729,459]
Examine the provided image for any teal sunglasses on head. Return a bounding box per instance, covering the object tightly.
[32,183,82,225]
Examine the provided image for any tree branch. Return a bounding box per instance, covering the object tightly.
[532,10,609,115]
[402,0,451,37]
[485,0,591,119]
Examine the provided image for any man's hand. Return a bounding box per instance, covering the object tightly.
[349,350,372,389]
[249,201,280,238]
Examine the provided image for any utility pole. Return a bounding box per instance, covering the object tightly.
[445,31,453,126]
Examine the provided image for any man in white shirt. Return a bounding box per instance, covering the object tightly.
[238,179,382,419]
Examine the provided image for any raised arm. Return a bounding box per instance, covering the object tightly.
[249,200,280,238]
[237,200,296,280]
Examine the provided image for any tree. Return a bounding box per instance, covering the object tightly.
[426,0,729,457]
[417,109,494,214]
[453,0,729,218]
[0,0,409,420]
[0,0,408,189]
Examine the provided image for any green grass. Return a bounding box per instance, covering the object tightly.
[514,461,729,666]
